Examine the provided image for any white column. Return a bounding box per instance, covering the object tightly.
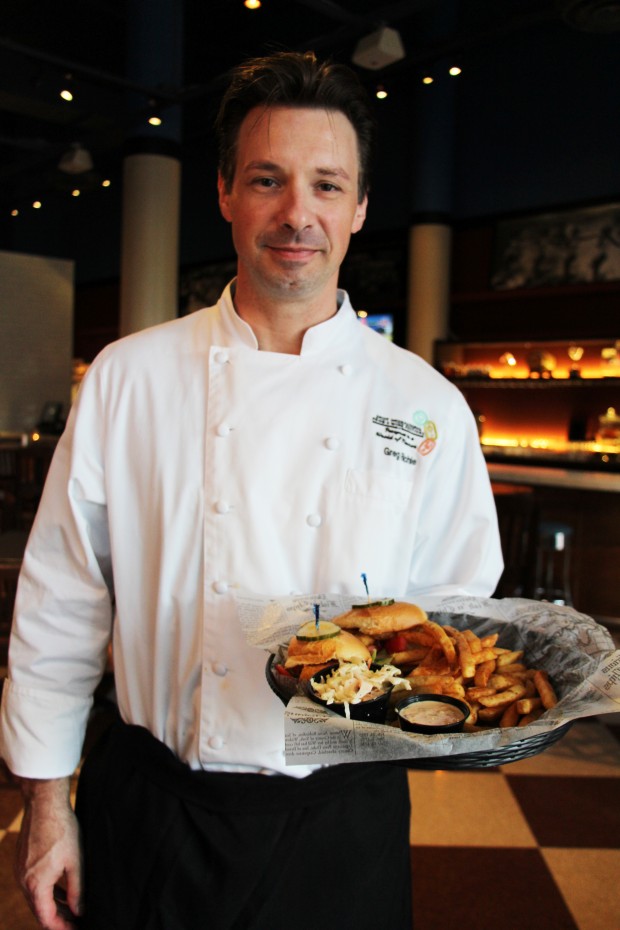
[119,152,181,336]
[406,222,452,363]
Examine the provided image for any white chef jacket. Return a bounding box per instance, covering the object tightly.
[0,284,502,779]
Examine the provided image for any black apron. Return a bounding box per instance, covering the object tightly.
[75,719,412,930]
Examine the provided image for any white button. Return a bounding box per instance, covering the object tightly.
[208,735,224,750]
[213,662,228,677]
[214,500,230,514]
[213,580,228,594]
[325,437,340,451]
[306,513,322,527]
[214,351,229,364]
[217,423,231,437]
[339,364,353,376]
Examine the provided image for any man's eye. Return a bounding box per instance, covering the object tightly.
[317,182,340,193]
[253,177,278,188]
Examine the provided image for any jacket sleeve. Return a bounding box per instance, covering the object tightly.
[0,362,114,778]
[406,391,503,598]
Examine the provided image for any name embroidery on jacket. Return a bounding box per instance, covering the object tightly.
[372,409,438,463]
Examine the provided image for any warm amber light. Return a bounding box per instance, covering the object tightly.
[32,201,42,209]
[357,310,368,319]
[148,114,162,126]
[449,65,462,76]
[60,89,73,102]
[244,0,261,8]
[31,432,40,442]
[72,189,80,197]
[10,209,18,217]
[422,75,434,85]
[376,85,388,99]
[102,179,111,187]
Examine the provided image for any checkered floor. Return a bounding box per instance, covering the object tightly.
[1,712,619,930]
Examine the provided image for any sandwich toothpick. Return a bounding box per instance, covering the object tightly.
[361,573,369,603]
[313,603,320,631]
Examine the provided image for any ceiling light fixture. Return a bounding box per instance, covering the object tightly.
[244,0,261,8]
[58,142,94,174]
[449,64,462,76]
[147,100,163,126]
[376,84,388,99]
[60,72,74,102]
[33,201,42,209]
[422,74,434,85]
[352,26,405,70]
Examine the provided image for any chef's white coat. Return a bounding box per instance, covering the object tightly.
[0,284,502,779]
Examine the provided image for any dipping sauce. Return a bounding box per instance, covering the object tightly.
[399,700,465,727]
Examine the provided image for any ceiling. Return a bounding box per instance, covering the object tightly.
[1,0,619,210]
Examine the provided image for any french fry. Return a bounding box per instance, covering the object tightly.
[516,696,542,715]
[474,659,496,688]
[495,650,524,668]
[533,670,558,709]
[403,630,437,648]
[391,648,430,667]
[451,628,477,679]
[480,633,499,648]
[499,701,521,728]
[474,648,500,665]
[462,628,482,653]
[478,681,527,707]
[423,620,457,665]
[477,706,505,723]
[488,673,520,690]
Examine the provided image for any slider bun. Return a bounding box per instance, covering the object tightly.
[332,601,428,639]
[285,629,371,669]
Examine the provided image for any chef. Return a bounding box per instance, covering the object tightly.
[1,51,503,930]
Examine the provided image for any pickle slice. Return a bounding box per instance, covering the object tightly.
[351,598,395,609]
[295,620,341,641]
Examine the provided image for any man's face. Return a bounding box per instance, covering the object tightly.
[218,105,367,307]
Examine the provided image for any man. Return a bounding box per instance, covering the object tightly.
[1,52,502,930]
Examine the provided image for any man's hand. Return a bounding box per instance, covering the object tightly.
[15,775,83,930]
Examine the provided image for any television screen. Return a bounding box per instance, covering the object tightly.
[357,312,394,340]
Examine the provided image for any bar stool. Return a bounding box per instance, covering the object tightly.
[533,521,574,606]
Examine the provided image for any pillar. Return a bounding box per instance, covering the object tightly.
[119,0,183,336]
[406,2,458,363]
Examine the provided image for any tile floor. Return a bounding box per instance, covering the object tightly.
[0,711,618,930]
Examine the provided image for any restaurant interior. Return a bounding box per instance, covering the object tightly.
[1,1,619,928]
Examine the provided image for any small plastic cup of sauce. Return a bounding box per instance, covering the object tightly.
[396,693,469,734]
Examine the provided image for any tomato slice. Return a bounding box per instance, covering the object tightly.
[384,633,408,654]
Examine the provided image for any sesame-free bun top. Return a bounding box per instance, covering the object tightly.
[285,629,371,669]
[333,601,428,638]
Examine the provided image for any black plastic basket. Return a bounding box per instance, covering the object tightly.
[266,654,572,770]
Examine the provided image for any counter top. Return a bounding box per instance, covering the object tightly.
[487,462,620,492]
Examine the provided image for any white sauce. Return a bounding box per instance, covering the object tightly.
[399,700,464,727]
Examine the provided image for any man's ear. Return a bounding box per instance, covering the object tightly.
[217,173,232,223]
[351,194,368,234]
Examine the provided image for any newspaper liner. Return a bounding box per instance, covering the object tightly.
[236,592,620,767]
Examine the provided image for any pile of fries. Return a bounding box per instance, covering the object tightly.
[388,620,558,730]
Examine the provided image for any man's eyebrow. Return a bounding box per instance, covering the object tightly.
[242,161,352,181]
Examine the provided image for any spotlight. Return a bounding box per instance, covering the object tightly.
[60,73,74,101]
[449,64,462,76]
[244,0,261,7]
[376,84,388,99]
[422,74,434,85]
[148,100,163,126]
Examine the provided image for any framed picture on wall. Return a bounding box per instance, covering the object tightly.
[491,201,620,291]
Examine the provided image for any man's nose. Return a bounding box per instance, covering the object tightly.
[278,184,312,231]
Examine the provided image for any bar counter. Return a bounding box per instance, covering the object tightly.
[488,462,620,493]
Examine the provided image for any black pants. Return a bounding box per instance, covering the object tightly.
[76,720,413,930]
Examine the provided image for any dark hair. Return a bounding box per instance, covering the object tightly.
[215,51,375,203]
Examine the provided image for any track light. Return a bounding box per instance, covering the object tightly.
[59,73,74,102]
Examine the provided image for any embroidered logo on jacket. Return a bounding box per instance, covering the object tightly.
[372,409,438,463]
